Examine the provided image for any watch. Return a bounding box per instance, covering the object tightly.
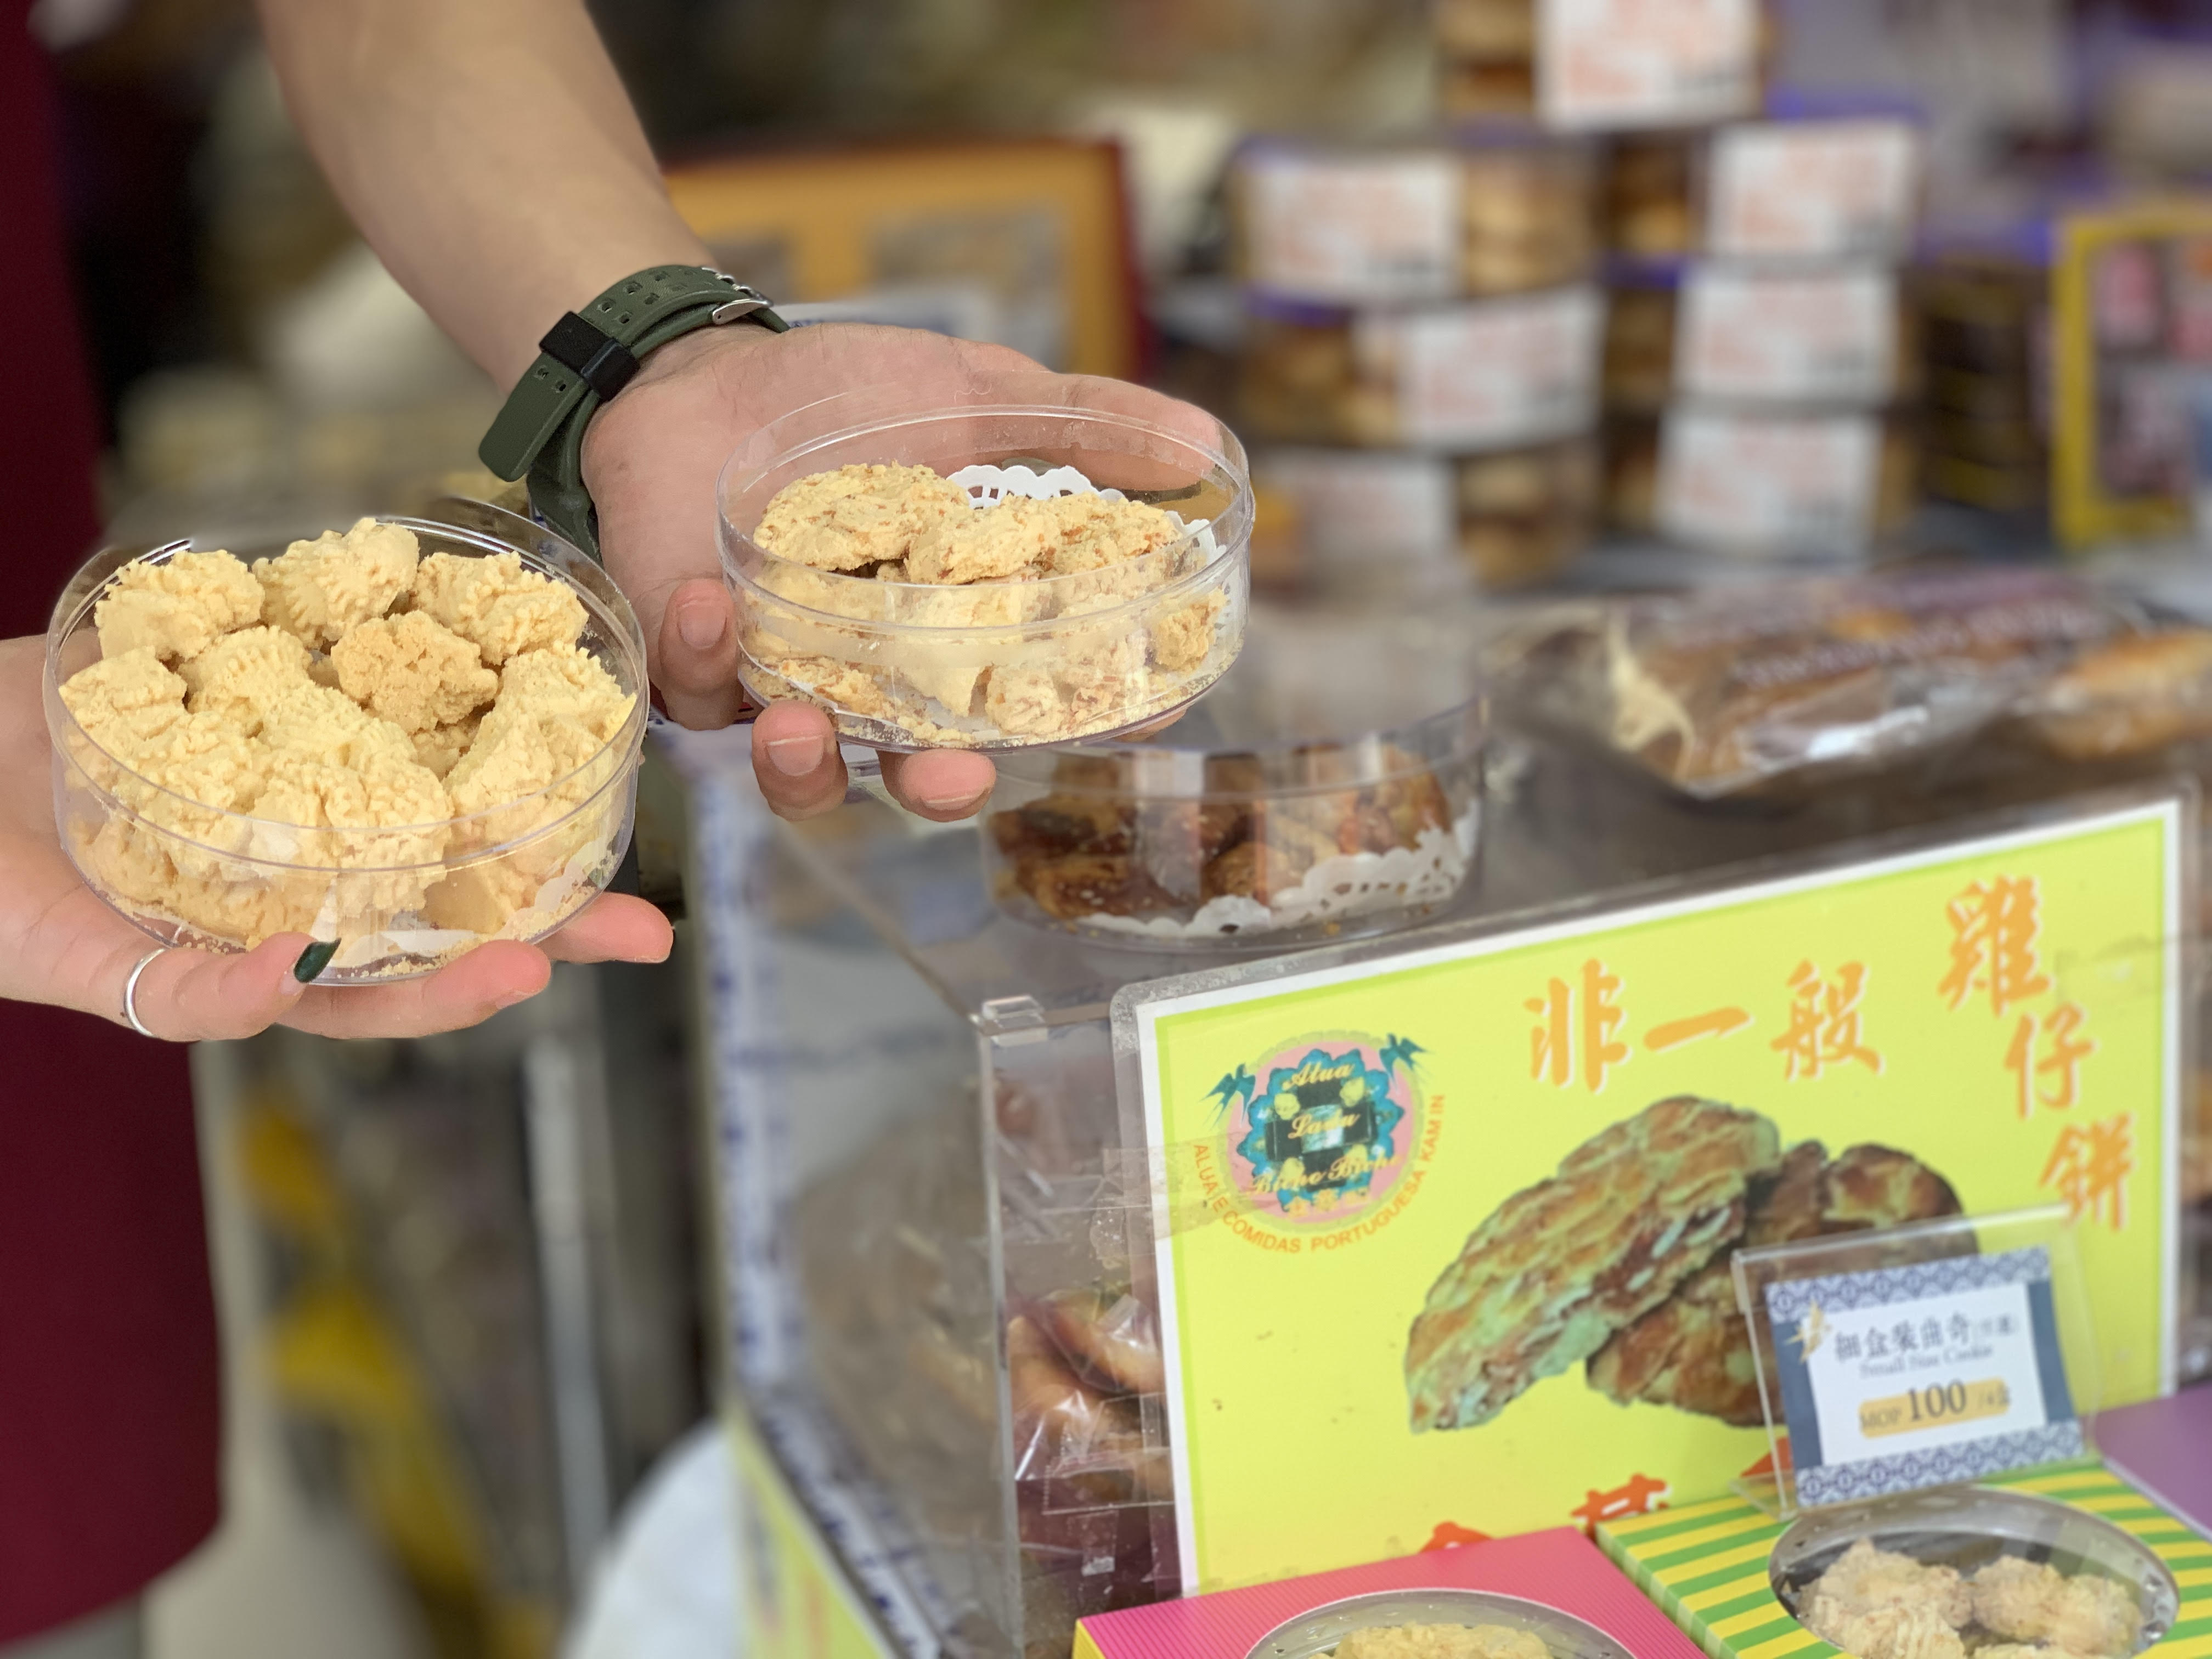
[478,264,788,558]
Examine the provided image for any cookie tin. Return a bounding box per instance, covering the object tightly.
[1771,1487,2180,1653]
[1246,1588,1635,1659]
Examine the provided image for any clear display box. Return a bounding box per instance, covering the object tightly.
[680,700,2209,1658]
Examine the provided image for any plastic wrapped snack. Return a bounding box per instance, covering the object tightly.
[1492,568,2212,799]
[1248,1589,1628,1659]
[984,610,1483,948]
[1769,1488,2179,1659]
[45,501,645,981]
[719,388,1252,751]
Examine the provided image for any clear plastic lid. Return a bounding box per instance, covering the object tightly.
[1246,1589,1634,1659]
[1770,1487,2180,1656]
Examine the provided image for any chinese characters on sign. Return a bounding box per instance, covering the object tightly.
[1525,959,1876,1088]
[1772,961,1883,1080]
[1939,874,2123,1228]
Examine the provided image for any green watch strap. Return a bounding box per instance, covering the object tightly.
[477,264,787,558]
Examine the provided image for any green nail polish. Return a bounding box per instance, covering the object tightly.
[293,940,339,983]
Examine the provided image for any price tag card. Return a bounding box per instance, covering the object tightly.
[1538,0,1760,131]
[1243,153,1462,306]
[1657,409,1881,552]
[1677,266,1898,403]
[1362,287,1602,451]
[1762,1245,2084,1508]
[1707,120,1921,260]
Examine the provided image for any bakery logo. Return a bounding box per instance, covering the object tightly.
[1212,1034,1425,1233]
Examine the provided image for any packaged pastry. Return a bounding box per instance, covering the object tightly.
[1492,567,2212,799]
[1654,408,1918,556]
[1256,442,1596,595]
[1241,291,1604,453]
[718,386,1252,751]
[1605,265,1917,410]
[1602,134,1702,262]
[1770,1488,2179,1659]
[45,503,645,981]
[1232,137,1594,307]
[984,608,1483,947]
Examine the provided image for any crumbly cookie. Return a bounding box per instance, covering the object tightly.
[907,495,1059,584]
[1815,1539,1974,1626]
[1334,1625,1550,1659]
[1404,1096,1781,1431]
[1973,1558,2141,1656]
[94,550,263,662]
[411,550,586,665]
[331,611,499,733]
[254,518,419,649]
[754,462,971,571]
[1589,1143,1961,1424]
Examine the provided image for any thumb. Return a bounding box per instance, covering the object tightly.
[656,578,751,729]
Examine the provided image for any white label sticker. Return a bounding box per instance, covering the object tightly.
[1362,287,1602,450]
[1262,450,1459,564]
[1243,154,1462,305]
[1538,0,1760,131]
[1707,120,1921,259]
[1658,409,1881,551]
[1677,266,1898,403]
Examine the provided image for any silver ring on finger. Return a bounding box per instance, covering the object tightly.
[122,946,168,1039]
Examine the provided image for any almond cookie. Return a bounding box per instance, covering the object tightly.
[1404,1096,1781,1431]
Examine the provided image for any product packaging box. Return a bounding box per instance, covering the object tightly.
[1599,1461,2211,1659]
[1074,1528,1702,1659]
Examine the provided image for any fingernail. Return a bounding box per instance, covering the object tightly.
[676,600,726,653]
[767,733,823,776]
[293,940,338,983]
[495,986,539,1009]
[921,787,988,812]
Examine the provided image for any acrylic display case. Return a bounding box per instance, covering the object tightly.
[688,596,2211,1659]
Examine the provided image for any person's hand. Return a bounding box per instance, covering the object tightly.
[0,637,672,1041]
[582,323,1221,822]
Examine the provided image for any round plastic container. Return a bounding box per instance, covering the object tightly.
[46,500,646,983]
[1246,1589,1632,1659]
[718,385,1253,751]
[1771,1488,2179,1656]
[983,609,1483,949]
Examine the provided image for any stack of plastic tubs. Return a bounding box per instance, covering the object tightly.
[1596,100,1926,558]
[1231,134,1605,595]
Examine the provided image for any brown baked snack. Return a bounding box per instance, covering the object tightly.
[1405,1097,1781,1432]
[1588,1143,1962,1424]
[2024,628,2212,761]
[990,747,1455,928]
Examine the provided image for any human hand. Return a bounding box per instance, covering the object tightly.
[581,323,1222,822]
[0,637,672,1040]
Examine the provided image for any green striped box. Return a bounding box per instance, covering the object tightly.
[1597,1462,2212,1659]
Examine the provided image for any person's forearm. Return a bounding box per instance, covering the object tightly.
[255,0,712,388]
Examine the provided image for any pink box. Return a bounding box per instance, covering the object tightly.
[1071,1529,1706,1659]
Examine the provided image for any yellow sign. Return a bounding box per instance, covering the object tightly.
[728,1409,896,1659]
[1859,1378,2012,1439]
[1129,798,2184,1593]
